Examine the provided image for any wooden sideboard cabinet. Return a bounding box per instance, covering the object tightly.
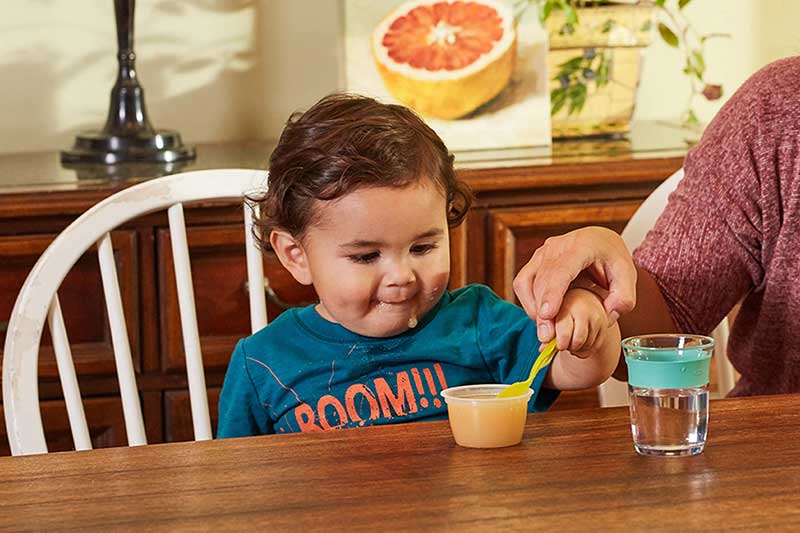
[0,124,688,453]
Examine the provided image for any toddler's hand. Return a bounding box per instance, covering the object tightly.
[553,287,613,357]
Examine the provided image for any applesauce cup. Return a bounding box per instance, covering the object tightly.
[440,384,533,448]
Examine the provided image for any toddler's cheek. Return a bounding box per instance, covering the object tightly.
[430,270,451,294]
[335,281,375,312]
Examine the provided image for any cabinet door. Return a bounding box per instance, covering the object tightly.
[164,388,220,443]
[487,201,641,410]
[0,231,140,380]
[0,392,161,455]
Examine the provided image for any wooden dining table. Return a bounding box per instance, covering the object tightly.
[1,394,799,531]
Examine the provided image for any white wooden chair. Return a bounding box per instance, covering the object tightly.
[3,169,270,455]
[598,168,738,407]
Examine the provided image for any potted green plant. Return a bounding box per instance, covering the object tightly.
[516,0,726,138]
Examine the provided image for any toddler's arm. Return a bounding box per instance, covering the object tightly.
[543,287,621,390]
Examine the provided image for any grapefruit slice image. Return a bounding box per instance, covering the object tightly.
[372,0,517,120]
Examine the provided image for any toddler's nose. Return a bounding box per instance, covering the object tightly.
[386,260,416,286]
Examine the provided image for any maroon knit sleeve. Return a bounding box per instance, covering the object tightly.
[633,58,800,334]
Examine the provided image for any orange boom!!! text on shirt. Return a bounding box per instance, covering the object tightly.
[293,363,449,431]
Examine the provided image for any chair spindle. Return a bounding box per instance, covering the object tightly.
[167,204,212,441]
[97,232,147,446]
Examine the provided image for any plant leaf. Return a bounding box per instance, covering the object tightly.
[567,83,588,115]
[558,56,584,74]
[679,0,692,8]
[596,56,609,87]
[692,51,706,76]
[562,2,579,25]
[541,1,553,22]
[551,87,568,115]
[658,23,679,48]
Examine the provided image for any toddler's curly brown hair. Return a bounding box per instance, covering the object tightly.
[251,93,472,246]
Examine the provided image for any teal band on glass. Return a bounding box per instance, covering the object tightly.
[622,334,715,389]
[625,348,712,389]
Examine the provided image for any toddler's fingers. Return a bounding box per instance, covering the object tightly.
[586,321,601,352]
[570,317,589,355]
[554,314,574,352]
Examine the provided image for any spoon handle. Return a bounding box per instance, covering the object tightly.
[527,339,558,384]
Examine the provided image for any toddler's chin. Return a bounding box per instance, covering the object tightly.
[344,314,419,338]
[354,321,410,339]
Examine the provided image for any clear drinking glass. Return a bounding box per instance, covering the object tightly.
[622,334,714,457]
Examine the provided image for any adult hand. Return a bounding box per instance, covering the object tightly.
[513,227,637,342]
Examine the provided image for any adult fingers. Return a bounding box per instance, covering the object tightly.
[601,257,638,321]
[513,253,558,343]
[537,319,555,343]
[532,243,594,321]
[516,228,636,325]
[554,313,574,352]
[513,249,543,321]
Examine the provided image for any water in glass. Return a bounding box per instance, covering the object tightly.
[628,385,709,456]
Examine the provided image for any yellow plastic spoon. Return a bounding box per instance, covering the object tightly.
[496,339,558,398]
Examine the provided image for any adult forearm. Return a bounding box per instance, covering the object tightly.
[613,265,677,380]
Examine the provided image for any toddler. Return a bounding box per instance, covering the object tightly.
[217,94,620,436]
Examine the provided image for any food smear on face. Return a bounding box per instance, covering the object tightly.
[408,315,419,329]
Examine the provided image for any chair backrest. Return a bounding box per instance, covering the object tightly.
[598,168,737,406]
[3,169,270,455]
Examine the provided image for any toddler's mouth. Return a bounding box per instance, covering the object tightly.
[376,295,415,307]
[372,298,421,331]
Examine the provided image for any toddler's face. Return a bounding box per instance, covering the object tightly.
[301,179,451,337]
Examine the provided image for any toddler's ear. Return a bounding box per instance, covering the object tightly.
[270,230,313,285]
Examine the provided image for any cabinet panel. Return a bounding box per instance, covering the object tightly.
[164,388,220,443]
[0,231,140,378]
[449,222,468,289]
[488,201,641,302]
[0,392,161,455]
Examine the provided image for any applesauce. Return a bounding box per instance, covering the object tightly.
[440,384,533,448]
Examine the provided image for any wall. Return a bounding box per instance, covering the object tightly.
[0,0,342,154]
[0,0,798,155]
[635,0,800,123]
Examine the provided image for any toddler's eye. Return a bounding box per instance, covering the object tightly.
[349,252,380,264]
[410,243,437,255]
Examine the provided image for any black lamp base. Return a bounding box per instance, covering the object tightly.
[61,129,196,165]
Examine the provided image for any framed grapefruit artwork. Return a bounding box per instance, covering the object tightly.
[343,0,551,156]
